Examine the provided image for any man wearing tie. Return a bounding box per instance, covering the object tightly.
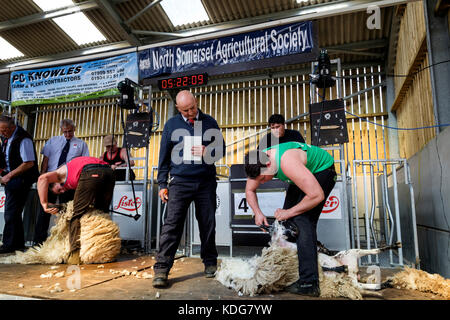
[153,90,226,288]
[33,119,89,245]
[0,115,39,254]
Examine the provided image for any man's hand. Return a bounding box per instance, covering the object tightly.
[254,212,269,231]
[191,145,206,157]
[274,208,292,221]
[159,188,169,203]
[42,203,59,215]
[0,172,12,185]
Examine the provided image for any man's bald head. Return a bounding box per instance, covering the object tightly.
[176,90,198,120]
[176,90,195,105]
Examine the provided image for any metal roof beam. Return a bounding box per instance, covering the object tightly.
[132,29,190,38]
[95,0,141,46]
[0,1,99,32]
[327,39,387,50]
[326,39,387,58]
[126,0,162,24]
[138,0,421,48]
[326,49,384,58]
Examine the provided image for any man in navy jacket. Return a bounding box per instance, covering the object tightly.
[153,90,225,288]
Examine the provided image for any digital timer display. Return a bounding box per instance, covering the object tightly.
[157,73,208,90]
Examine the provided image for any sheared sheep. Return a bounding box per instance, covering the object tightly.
[215,237,298,296]
[0,201,121,264]
[216,221,382,299]
[216,221,404,299]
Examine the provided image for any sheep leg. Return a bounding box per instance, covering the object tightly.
[359,289,384,298]
[357,282,381,291]
[322,265,348,273]
[352,242,402,260]
[357,242,402,258]
[378,242,402,252]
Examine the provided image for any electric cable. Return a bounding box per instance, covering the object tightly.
[345,110,450,131]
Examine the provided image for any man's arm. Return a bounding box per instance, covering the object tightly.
[157,124,172,196]
[40,155,49,174]
[1,138,36,184]
[1,161,34,184]
[245,179,269,228]
[37,167,66,215]
[202,118,226,162]
[119,147,135,167]
[81,140,90,157]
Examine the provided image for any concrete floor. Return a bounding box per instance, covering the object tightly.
[0,250,444,301]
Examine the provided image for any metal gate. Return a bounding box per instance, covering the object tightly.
[352,159,420,268]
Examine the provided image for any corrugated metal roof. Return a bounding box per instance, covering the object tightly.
[0,0,393,67]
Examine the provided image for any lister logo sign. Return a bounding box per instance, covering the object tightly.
[320,187,341,220]
[112,191,143,217]
[114,195,142,211]
[322,196,339,213]
[0,192,5,212]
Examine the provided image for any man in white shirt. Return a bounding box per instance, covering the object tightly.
[33,119,89,245]
[40,119,89,173]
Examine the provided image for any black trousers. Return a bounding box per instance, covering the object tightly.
[33,189,75,245]
[283,165,337,284]
[69,166,115,253]
[2,177,33,250]
[154,177,218,274]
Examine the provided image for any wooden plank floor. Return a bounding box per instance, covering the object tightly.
[0,252,443,301]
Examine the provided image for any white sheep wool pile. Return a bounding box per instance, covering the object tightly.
[318,268,364,300]
[388,266,450,300]
[0,201,121,265]
[215,223,299,296]
[216,221,368,300]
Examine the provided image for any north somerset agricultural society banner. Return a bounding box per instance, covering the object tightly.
[139,21,315,78]
[10,52,138,106]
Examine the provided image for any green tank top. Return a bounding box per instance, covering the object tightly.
[264,142,334,184]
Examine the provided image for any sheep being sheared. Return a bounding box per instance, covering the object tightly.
[0,201,121,264]
[215,222,298,296]
[216,221,388,299]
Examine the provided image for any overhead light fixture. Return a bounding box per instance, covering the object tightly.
[160,0,210,27]
[33,0,106,45]
[53,12,106,45]
[33,0,74,11]
[0,37,24,60]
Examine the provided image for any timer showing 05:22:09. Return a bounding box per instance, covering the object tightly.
[157,73,208,90]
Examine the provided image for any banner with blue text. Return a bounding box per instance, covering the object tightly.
[139,21,315,79]
[10,52,138,106]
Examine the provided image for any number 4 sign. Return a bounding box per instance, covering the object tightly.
[233,192,285,217]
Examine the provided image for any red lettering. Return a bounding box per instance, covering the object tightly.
[114,195,142,211]
[0,195,5,208]
[322,196,339,214]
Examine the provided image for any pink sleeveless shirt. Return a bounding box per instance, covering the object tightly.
[63,157,109,190]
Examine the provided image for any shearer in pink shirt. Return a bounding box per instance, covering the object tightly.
[37,156,115,264]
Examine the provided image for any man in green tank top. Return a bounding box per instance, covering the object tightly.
[244,142,337,297]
